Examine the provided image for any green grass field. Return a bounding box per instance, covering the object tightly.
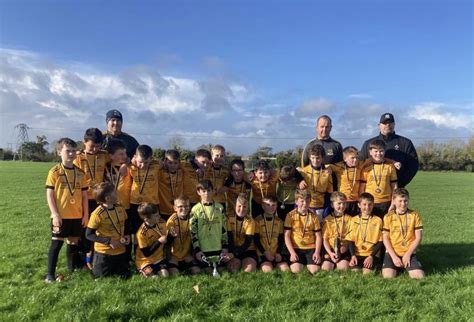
[0,161,473,321]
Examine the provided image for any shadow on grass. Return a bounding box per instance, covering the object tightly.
[418,243,474,274]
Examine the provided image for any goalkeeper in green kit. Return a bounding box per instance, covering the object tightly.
[190,179,231,271]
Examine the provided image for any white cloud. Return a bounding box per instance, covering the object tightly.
[1,47,472,155]
[409,102,472,129]
[348,93,373,99]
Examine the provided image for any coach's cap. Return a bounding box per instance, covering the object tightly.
[380,113,395,124]
[106,109,123,123]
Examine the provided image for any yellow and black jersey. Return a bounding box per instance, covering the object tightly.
[46,163,88,219]
[284,208,321,250]
[361,160,397,203]
[255,215,284,256]
[227,216,255,250]
[158,168,185,216]
[329,162,362,202]
[74,150,109,200]
[181,161,206,204]
[251,174,278,205]
[345,215,383,257]
[166,213,192,261]
[299,165,333,208]
[322,214,352,250]
[383,209,423,257]
[224,176,252,218]
[88,205,128,256]
[205,166,230,204]
[135,219,167,269]
[104,163,132,209]
[129,160,160,205]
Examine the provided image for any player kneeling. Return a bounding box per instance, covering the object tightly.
[226,194,258,273]
[382,188,424,279]
[135,203,169,278]
[321,192,352,271]
[166,196,201,275]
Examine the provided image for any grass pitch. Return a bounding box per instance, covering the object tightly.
[0,162,473,321]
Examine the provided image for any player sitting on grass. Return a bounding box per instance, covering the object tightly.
[321,192,352,271]
[166,196,201,276]
[382,188,424,279]
[45,138,88,283]
[86,182,130,279]
[284,189,322,274]
[345,192,383,274]
[254,197,290,273]
[135,203,169,278]
[226,194,257,273]
[190,179,230,273]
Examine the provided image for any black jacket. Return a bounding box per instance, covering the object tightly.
[360,132,419,187]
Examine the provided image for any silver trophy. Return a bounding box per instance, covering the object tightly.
[202,255,222,278]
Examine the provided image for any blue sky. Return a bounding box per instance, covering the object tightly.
[0,0,472,154]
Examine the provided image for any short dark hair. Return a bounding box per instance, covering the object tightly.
[56,138,77,151]
[196,149,211,159]
[94,182,115,204]
[165,149,180,161]
[369,139,386,150]
[106,139,126,155]
[138,203,160,220]
[136,145,153,159]
[309,144,326,157]
[317,115,332,127]
[279,165,295,181]
[196,179,213,191]
[83,128,104,144]
[393,188,410,199]
[255,160,270,171]
[359,192,374,203]
[230,159,245,170]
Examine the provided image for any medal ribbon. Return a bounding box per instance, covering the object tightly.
[84,152,97,181]
[344,164,357,194]
[262,215,275,249]
[310,166,322,193]
[106,164,121,190]
[137,164,151,195]
[103,206,124,238]
[334,214,346,240]
[372,162,384,191]
[397,211,409,245]
[258,181,268,200]
[168,170,179,199]
[359,215,370,243]
[300,211,311,241]
[61,164,77,196]
[234,217,245,243]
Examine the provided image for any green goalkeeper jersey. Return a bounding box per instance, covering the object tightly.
[190,202,228,254]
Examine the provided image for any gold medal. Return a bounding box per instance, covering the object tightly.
[375,188,382,194]
[280,204,286,210]
[300,240,306,245]
[120,237,127,244]
[361,245,366,250]
[70,198,76,204]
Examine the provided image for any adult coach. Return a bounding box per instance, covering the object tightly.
[102,109,139,159]
[301,115,343,167]
[360,113,419,188]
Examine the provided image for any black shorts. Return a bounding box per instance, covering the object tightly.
[127,204,143,234]
[323,251,351,264]
[51,218,82,238]
[234,250,258,262]
[259,254,288,267]
[345,201,359,216]
[383,254,422,271]
[142,260,169,273]
[291,248,320,266]
[352,255,380,270]
[372,202,391,218]
[168,259,200,271]
[92,252,130,278]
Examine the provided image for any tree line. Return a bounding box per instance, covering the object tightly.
[1,136,472,172]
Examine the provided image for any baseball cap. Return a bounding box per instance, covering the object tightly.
[106,109,123,123]
[380,113,395,124]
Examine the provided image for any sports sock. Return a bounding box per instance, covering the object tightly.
[47,240,64,278]
[66,243,81,271]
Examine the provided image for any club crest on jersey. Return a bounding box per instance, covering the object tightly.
[394,145,400,150]
[327,149,334,156]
